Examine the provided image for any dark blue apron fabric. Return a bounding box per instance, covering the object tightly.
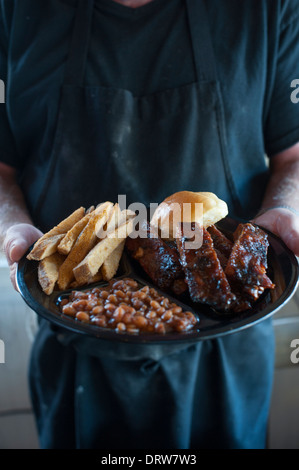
[28,0,275,449]
[22,0,243,232]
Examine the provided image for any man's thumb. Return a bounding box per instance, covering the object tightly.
[9,237,31,263]
[4,224,42,264]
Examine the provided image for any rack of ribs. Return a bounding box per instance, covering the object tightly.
[126,219,275,315]
[176,222,236,311]
[125,219,187,296]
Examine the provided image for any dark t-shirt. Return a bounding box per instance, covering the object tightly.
[0,0,299,199]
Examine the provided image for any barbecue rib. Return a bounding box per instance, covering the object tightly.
[207,224,233,269]
[125,219,187,295]
[225,223,275,301]
[176,222,236,311]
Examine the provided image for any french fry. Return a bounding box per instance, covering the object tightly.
[69,271,103,289]
[38,252,66,295]
[27,233,65,261]
[105,203,121,228]
[99,206,136,239]
[100,240,125,281]
[57,211,95,255]
[57,203,113,290]
[108,208,135,233]
[27,207,85,260]
[99,208,135,280]
[73,218,135,285]
[86,205,95,214]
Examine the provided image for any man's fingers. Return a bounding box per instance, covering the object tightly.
[1,223,42,292]
[9,237,31,263]
[9,262,18,292]
[253,209,299,257]
[276,213,299,256]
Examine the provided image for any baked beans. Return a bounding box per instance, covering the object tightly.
[59,277,197,335]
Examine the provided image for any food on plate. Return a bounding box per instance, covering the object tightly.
[207,224,233,269]
[101,240,126,281]
[125,191,275,313]
[27,207,85,260]
[126,219,187,297]
[57,207,96,256]
[151,190,228,239]
[57,202,114,290]
[26,190,276,330]
[38,252,66,296]
[69,271,103,289]
[59,277,197,335]
[225,223,275,301]
[26,202,136,294]
[72,217,135,285]
[176,223,236,311]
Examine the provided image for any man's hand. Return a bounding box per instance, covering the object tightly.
[0,162,43,290]
[254,142,299,257]
[253,208,299,256]
[3,223,43,290]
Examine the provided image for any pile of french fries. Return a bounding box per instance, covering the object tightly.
[26,202,136,295]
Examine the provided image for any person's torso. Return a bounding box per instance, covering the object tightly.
[4,0,281,228]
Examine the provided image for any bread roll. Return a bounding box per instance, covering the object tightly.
[151,191,228,239]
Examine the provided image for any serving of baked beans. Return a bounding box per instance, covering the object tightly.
[59,277,198,335]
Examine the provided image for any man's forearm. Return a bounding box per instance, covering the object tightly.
[0,165,33,243]
[253,144,299,255]
[0,164,42,289]
[260,155,299,214]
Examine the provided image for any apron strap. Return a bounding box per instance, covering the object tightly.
[185,0,218,82]
[64,0,94,86]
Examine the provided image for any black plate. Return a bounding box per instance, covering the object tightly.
[16,217,299,344]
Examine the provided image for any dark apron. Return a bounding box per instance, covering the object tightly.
[28,0,275,449]
[21,0,243,232]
